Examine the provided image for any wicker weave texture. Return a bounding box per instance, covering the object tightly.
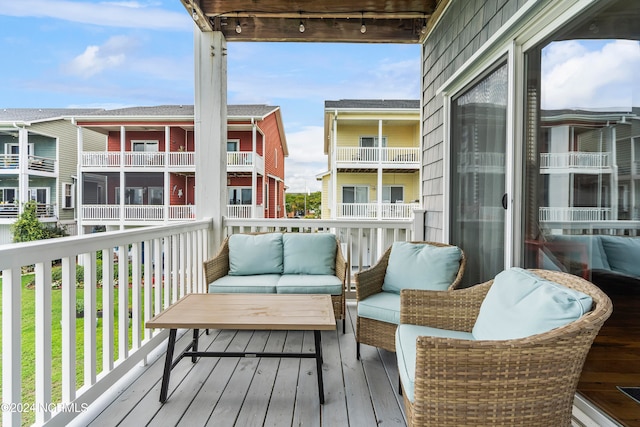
[355,241,466,353]
[402,269,613,427]
[202,233,346,322]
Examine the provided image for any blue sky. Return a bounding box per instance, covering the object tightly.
[0,0,421,192]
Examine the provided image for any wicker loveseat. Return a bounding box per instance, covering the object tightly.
[203,232,347,331]
[395,268,612,427]
[355,241,466,358]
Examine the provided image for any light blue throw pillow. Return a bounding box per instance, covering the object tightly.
[381,242,462,294]
[282,233,336,275]
[472,268,592,340]
[599,236,640,278]
[228,233,283,276]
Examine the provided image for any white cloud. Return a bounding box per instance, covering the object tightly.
[542,40,640,110]
[0,0,190,31]
[64,35,133,78]
[283,126,326,192]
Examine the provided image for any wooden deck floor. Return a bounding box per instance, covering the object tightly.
[78,303,407,427]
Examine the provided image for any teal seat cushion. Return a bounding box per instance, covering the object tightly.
[228,233,283,276]
[599,236,640,278]
[381,242,462,294]
[276,274,343,295]
[357,292,400,325]
[282,233,336,275]
[208,274,280,293]
[396,324,474,402]
[472,268,593,340]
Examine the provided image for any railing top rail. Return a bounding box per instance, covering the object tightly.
[0,218,212,270]
[223,217,413,229]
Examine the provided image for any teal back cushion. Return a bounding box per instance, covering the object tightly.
[381,242,462,293]
[283,233,336,275]
[472,268,592,340]
[228,233,284,276]
[599,236,640,277]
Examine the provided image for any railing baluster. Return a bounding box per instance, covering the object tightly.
[103,248,114,373]
[131,242,142,351]
[117,245,128,360]
[83,253,97,387]
[143,240,153,340]
[35,261,52,424]
[3,267,22,427]
[61,256,76,403]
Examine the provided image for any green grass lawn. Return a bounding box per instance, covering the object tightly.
[0,274,146,426]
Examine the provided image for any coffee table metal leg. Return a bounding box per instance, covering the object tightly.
[192,329,199,363]
[160,328,177,403]
[314,330,324,404]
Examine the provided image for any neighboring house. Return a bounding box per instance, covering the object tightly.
[318,99,421,220]
[0,108,104,244]
[74,105,287,232]
[538,109,640,225]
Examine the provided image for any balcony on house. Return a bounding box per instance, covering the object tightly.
[226,151,265,174]
[0,217,416,427]
[0,153,57,175]
[337,201,420,220]
[82,204,196,222]
[539,152,611,171]
[81,151,196,170]
[335,146,419,170]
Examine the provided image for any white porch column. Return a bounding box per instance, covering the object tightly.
[119,126,126,230]
[76,125,84,235]
[251,119,257,218]
[18,127,29,214]
[164,125,170,224]
[377,119,383,218]
[331,113,338,219]
[194,29,227,250]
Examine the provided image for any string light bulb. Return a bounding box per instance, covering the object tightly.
[299,20,305,33]
[235,20,242,33]
[421,17,427,34]
[191,7,198,21]
[360,13,366,33]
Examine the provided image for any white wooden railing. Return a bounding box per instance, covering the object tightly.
[337,202,420,219]
[540,152,610,169]
[0,216,420,426]
[226,205,258,218]
[0,155,56,173]
[83,205,197,221]
[226,152,264,171]
[539,207,612,222]
[335,147,420,164]
[0,204,55,219]
[0,220,212,426]
[0,154,19,169]
[81,152,195,168]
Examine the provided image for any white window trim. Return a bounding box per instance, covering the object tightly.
[227,139,240,152]
[131,140,159,152]
[62,182,75,209]
[359,136,388,147]
[341,185,370,203]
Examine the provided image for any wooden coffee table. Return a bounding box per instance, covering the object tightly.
[146,293,336,404]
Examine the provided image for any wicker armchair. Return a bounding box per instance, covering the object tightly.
[203,233,347,331]
[398,269,613,427]
[355,241,466,358]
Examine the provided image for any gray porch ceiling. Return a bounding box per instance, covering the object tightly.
[180,0,447,43]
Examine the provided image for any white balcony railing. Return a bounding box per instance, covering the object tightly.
[81,152,195,168]
[335,147,420,165]
[0,154,56,173]
[83,205,196,221]
[539,207,612,222]
[540,152,610,169]
[0,216,419,426]
[226,152,264,171]
[337,202,420,219]
[0,220,212,427]
[226,204,266,218]
[0,203,55,219]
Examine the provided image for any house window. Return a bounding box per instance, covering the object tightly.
[0,188,17,204]
[227,140,239,152]
[522,0,639,275]
[28,188,49,204]
[132,140,159,152]
[149,187,163,205]
[228,187,252,205]
[382,186,404,203]
[342,186,368,203]
[359,136,387,147]
[5,143,34,155]
[63,183,74,208]
[450,62,508,286]
[116,187,144,205]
